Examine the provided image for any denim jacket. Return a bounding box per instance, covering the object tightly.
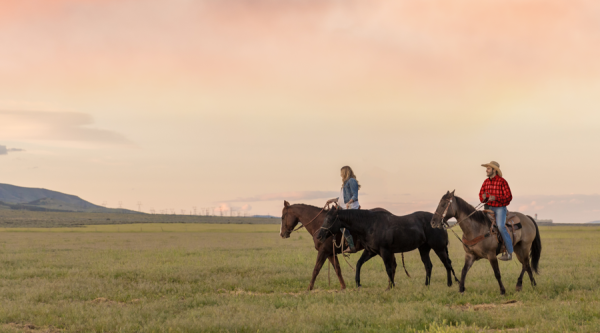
[340,178,359,203]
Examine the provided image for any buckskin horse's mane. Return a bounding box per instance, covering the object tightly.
[453,196,491,227]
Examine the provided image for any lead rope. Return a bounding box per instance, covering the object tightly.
[338,228,356,271]
[401,253,410,278]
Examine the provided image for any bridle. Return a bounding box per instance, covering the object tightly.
[434,193,488,248]
[282,203,332,236]
[318,211,340,239]
[434,197,453,227]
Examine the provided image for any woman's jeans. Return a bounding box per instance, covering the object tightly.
[488,205,513,254]
[343,228,355,250]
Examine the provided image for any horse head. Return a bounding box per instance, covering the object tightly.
[431,190,455,229]
[316,207,341,242]
[280,200,300,239]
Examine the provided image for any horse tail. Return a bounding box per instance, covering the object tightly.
[528,215,542,274]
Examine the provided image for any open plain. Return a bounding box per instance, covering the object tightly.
[1,221,599,332]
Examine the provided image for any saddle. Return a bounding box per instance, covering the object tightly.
[483,210,523,254]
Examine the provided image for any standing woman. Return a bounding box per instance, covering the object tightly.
[326,166,361,253]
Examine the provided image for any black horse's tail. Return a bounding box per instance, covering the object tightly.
[446,246,459,282]
[528,215,542,274]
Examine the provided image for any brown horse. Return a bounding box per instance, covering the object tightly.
[431,191,542,295]
[280,201,394,290]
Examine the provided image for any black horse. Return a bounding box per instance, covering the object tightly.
[316,208,458,289]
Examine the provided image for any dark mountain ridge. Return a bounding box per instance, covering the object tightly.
[0,183,138,214]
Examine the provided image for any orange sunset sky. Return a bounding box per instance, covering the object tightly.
[1,0,600,222]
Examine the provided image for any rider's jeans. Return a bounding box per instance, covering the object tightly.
[489,206,513,254]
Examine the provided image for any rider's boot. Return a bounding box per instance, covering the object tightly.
[498,252,512,261]
[343,231,356,253]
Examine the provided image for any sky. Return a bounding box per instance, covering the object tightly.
[1,0,600,222]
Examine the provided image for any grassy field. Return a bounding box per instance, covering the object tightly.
[0,210,278,228]
[1,224,599,332]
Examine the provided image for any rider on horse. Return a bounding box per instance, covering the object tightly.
[479,161,513,261]
[326,166,361,253]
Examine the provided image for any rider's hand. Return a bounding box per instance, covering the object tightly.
[482,193,487,201]
[346,203,350,209]
[489,195,496,202]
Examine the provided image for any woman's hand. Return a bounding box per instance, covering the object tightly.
[326,198,337,205]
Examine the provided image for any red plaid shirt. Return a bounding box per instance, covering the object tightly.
[479,176,512,207]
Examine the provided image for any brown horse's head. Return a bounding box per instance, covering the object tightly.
[316,207,341,242]
[280,201,300,239]
[431,190,455,229]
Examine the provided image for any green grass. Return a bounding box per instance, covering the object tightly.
[0,225,599,332]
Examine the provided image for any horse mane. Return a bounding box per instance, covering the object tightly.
[453,196,491,227]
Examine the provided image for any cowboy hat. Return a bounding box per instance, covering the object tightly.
[481,161,502,177]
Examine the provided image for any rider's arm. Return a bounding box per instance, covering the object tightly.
[326,198,339,204]
[347,178,359,203]
[479,180,488,202]
[497,179,513,206]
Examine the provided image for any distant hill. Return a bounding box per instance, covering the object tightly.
[587,220,600,224]
[0,183,139,214]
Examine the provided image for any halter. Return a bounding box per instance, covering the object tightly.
[282,203,331,236]
[435,197,453,221]
[435,193,489,248]
[319,214,340,239]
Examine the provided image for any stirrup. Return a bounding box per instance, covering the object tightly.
[343,246,356,254]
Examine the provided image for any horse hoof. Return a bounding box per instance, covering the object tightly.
[500,289,506,295]
[516,285,522,292]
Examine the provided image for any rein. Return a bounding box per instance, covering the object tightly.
[288,203,331,235]
[437,196,488,248]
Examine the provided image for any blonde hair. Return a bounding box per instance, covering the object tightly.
[341,166,361,189]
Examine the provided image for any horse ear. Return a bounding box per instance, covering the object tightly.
[446,190,449,195]
[284,200,290,207]
[451,190,455,195]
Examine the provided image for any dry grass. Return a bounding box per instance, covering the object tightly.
[0,224,599,332]
[0,209,278,228]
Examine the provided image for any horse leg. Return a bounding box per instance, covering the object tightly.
[515,243,536,289]
[513,244,526,292]
[433,247,454,287]
[392,254,398,283]
[525,262,537,287]
[418,245,433,286]
[520,244,537,287]
[459,253,476,293]
[355,250,377,288]
[488,255,506,295]
[328,255,346,290]
[380,249,396,290]
[308,249,330,291]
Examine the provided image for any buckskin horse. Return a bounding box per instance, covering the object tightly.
[316,207,459,290]
[280,201,397,290]
[430,191,542,294]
